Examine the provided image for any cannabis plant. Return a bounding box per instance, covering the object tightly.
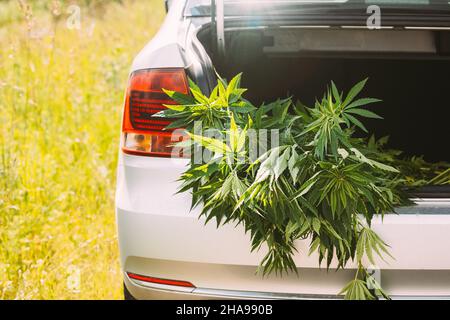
[160,74,414,300]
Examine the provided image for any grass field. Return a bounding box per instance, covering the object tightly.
[0,0,165,299]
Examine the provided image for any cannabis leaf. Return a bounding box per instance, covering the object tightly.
[339,279,375,300]
[165,75,417,300]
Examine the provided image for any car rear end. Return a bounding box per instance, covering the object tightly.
[117,156,450,299]
[116,0,450,299]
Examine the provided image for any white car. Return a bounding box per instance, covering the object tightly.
[116,0,450,299]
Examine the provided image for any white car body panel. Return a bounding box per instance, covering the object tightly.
[117,155,450,270]
[131,1,187,71]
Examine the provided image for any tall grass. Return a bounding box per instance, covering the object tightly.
[0,0,165,299]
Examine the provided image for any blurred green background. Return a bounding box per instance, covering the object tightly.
[0,0,165,299]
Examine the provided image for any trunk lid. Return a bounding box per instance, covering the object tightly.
[190,0,450,67]
[187,0,450,27]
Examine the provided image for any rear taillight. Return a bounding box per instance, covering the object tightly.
[121,68,189,157]
[127,272,196,288]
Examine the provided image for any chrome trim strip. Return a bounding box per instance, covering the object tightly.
[193,288,342,300]
[224,25,450,32]
[405,26,450,30]
[279,25,331,29]
[223,26,267,32]
[222,25,450,33]
[412,198,450,204]
[193,288,450,300]
[340,25,394,29]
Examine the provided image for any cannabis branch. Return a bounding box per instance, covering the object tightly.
[159,74,445,300]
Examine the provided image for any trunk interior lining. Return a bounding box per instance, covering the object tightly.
[196,28,450,196]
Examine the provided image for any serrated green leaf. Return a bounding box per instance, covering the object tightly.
[163,88,195,105]
[345,113,368,132]
[312,218,321,235]
[188,133,231,154]
[342,78,368,108]
[345,97,381,110]
[346,108,383,119]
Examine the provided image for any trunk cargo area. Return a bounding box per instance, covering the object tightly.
[198,28,450,163]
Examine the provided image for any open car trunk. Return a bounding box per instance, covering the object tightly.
[196,27,450,196]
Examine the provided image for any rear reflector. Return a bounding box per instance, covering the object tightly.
[127,272,196,288]
[121,68,190,157]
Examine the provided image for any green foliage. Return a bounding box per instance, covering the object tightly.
[0,0,165,299]
[162,74,256,130]
[340,279,376,300]
[164,74,426,299]
[339,264,390,300]
[365,135,450,186]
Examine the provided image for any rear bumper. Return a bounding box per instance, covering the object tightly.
[124,270,450,300]
[116,154,450,299]
[123,272,341,300]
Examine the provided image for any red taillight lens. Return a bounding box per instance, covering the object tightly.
[122,68,190,157]
[127,272,196,288]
